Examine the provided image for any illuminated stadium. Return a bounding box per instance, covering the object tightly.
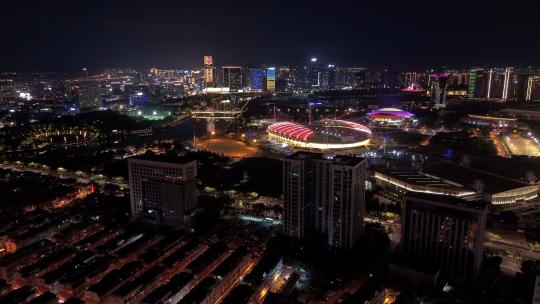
[367,107,416,126]
[267,119,371,150]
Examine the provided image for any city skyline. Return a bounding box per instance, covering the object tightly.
[1,0,539,71]
[3,1,540,303]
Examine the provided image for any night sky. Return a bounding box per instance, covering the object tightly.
[1,0,538,72]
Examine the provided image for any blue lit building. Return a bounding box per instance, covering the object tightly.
[248,68,263,91]
[129,92,149,106]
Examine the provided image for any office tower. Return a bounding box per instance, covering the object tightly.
[128,157,197,228]
[502,67,514,100]
[313,155,367,248]
[266,67,276,91]
[383,67,398,88]
[222,66,242,91]
[514,74,530,100]
[467,70,478,99]
[335,67,367,89]
[367,69,385,87]
[448,72,470,86]
[203,56,214,88]
[468,69,491,99]
[283,153,313,239]
[308,58,322,89]
[527,76,540,101]
[77,84,102,109]
[248,68,263,91]
[486,68,498,99]
[429,74,449,106]
[276,67,292,92]
[485,68,506,100]
[400,72,422,88]
[323,64,336,90]
[400,193,487,283]
[283,152,367,248]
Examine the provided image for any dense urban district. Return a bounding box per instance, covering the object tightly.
[2,59,540,304]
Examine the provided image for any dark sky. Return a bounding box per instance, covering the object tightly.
[1,0,538,72]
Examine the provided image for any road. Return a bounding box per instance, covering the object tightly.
[491,133,511,158]
[0,163,128,188]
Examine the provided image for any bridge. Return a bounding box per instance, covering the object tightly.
[191,97,254,119]
[190,110,243,119]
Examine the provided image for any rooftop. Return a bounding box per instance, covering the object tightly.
[368,107,414,118]
[404,192,488,211]
[130,151,196,165]
[422,163,532,195]
[286,152,365,166]
[113,265,163,297]
[88,261,143,296]
[142,272,193,304]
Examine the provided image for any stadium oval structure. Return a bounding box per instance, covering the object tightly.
[367,107,415,126]
[267,119,371,150]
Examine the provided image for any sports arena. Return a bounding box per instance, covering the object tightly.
[367,107,415,126]
[266,119,371,150]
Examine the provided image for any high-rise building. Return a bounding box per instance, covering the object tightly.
[222,66,242,91]
[266,67,276,91]
[527,75,540,101]
[467,70,478,100]
[502,67,515,100]
[203,56,214,88]
[283,152,367,248]
[283,153,313,240]
[400,193,487,283]
[322,64,336,90]
[467,68,490,99]
[334,67,367,89]
[486,68,505,99]
[400,72,422,88]
[429,74,449,107]
[128,156,197,228]
[467,67,515,100]
[307,58,322,90]
[276,66,292,92]
[77,84,102,109]
[248,68,263,91]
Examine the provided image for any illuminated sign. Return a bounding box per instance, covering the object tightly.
[203,56,214,85]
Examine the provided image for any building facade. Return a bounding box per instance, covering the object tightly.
[248,68,263,91]
[222,66,242,91]
[400,193,487,283]
[128,158,197,228]
[283,152,367,248]
[283,153,313,239]
[77,85,102,109]
[266,67,276,91]
[429,74,449,107]
[203,56,214,88]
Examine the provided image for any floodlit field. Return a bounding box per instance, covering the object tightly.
[504,134,540,157]
[193,138,259,158]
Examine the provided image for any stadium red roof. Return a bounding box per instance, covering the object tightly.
[267,122,314,141]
